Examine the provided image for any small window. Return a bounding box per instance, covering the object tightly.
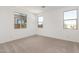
[64,10,77,30]
[14,12,27,29]
[37,16,43,28]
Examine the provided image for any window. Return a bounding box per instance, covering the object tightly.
[14,12,27,29]
[64,10,77,30]
[37,16,43,28]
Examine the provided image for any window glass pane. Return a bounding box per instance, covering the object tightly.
[14,13,27,29]
[64,20,76,29]
[64,10,77,20]
[38,22,42,25]
[38,16,43,28]
[38,16,43,22]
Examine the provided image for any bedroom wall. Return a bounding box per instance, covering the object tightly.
[37,6,79,43]
[0,6,36,43]
[1,6,79,43]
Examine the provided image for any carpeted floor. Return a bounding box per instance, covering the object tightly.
[0,35,79,53]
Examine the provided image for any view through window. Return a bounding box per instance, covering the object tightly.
[14,12,27,29]
[38,16,43,28]
[64,10,77,30]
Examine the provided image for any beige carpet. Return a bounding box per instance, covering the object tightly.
[0,35,79,53]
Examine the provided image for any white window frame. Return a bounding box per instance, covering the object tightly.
[37,16,43,28]
[64,9,78,30]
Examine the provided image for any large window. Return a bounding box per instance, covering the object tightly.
[37,16,43,28]
[64,10,77,30]
[14,12,27,29]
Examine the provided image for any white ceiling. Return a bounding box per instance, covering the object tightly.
[16,6,65,14]
[25,6,64,13]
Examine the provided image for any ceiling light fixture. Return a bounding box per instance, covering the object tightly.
[41,6,46,8]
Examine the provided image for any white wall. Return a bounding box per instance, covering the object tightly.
[0,6,36,43]
[37,7,79,43]
[1,6,79,43]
